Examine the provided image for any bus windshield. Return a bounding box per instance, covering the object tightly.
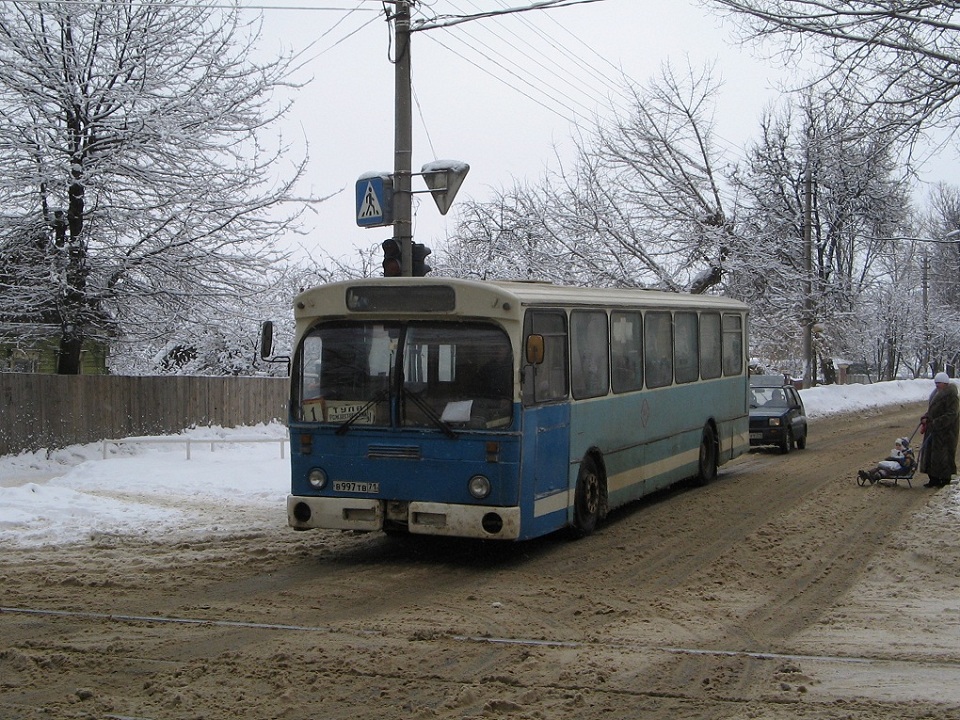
[296,321,513,430]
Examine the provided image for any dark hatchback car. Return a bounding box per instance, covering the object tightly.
[749,375,808,453]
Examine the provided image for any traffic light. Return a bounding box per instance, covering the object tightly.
[381,238,402,277]
[412,242,432,277]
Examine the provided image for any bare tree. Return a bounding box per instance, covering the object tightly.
[0,1,308,373]
[701,1,960,138]
[587,61,734,293]
[443,62,734,292]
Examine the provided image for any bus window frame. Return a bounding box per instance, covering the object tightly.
[674,311,700,385]
[522,309,569,406]
[722,313,745,377]
[699,312,723,380]
[611,310,643,394]
[644,310,674,389]
[570,309,610,400]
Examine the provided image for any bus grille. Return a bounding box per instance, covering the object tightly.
[367,445,422,460]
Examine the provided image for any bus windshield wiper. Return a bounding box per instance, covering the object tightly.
[335,390,389,435]
[402,388,458,439]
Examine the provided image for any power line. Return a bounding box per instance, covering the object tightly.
[454,0,630,115]
[413,0,621,132]
[431,5,604,120]
[502,0,632,107]
[422,29,591,126]
[449,1,753,171]
[413,0,607,30]
[0,1,383,10]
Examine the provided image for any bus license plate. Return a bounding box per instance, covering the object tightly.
[334,481,380,494]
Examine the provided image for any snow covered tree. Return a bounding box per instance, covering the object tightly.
[585,61,734,293]
[0,0,306,374]
[438,179,625,285]
[441,62,734,292]
[107,247,383,376]
[916,183,960,374]
[701,1,960,140]
[728,95,914,379]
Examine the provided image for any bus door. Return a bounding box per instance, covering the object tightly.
[521,310,571,533]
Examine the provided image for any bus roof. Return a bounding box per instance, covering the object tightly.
[487,279,749,311]
[294,277,750,317]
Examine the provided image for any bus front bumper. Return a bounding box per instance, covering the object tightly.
[287,495,521,540]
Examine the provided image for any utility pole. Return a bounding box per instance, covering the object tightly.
[923,250,930,376]
[358,2,467,274]
[393,1,413,277]
[802,126,815,388]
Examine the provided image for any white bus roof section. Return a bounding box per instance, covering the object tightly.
[488,279,749,312]
[293,277,749,322]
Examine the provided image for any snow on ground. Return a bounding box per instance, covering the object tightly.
[0,379,950,548]
[801,377,934,418]
[0,423,290,547]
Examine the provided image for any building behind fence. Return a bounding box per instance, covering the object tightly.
[1,374,288,456]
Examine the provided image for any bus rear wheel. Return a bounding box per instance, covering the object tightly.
[694,425,717,486]
[572,456,603,537]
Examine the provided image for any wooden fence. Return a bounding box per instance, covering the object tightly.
[0,374,288,456]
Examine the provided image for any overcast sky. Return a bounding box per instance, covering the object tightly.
[250,0,955,264]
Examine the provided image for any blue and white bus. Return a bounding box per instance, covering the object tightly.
[281,277,749,541]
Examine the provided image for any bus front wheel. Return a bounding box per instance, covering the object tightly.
[572,456,604,537]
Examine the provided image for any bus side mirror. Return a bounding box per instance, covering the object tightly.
[260,321,274,360]
[525,334,545,365]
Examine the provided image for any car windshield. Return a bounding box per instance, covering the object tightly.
[295,320,513,431]
[750,387,790,408]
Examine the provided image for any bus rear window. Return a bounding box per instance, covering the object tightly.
[346,285,456,312]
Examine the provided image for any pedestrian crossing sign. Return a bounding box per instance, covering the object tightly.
[356,174,393,227]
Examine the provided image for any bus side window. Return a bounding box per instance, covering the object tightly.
[571,310,609,399]
[699,312,722,380]
[644,311,674,388]
[611,311,643,393]
[674,311,699,384]
[522,310,568,405]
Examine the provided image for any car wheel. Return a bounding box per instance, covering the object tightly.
[796,431,807,450]
[780,427,793,454]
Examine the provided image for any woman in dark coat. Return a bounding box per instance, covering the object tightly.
[920,372,959,488]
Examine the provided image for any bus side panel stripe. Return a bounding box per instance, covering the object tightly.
[607,446,700,496]
[533,489,571,518]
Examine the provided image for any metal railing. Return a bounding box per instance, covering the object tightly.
[102,436,289,460]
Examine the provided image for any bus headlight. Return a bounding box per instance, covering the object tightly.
[308,468,328,489]
[468,474,491,499]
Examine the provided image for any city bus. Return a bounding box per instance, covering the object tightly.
[275,277,749,541]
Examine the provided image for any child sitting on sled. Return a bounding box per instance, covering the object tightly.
[858,437,916,484]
